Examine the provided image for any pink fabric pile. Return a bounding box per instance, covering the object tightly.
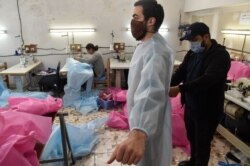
[0,95,62,166]
[227,61,250,81]
[106,91,190,154]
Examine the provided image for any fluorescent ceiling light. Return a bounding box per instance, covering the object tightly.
[159,28,169,32]
[49,28,96,33]
[221,29,250,35]
[0,30,7,34]
[127,27,169,32]
[126,28,131,31]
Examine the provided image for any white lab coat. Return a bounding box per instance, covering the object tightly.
[127,33,174,166]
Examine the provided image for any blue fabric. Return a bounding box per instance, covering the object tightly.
[0,79,48,107]
[74,90,99,114]
[63,58,98,114]
[40,117,108,165]
[0,76,7,96]
[218,158,240,166]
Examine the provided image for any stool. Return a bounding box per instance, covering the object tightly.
[40,112,75,166]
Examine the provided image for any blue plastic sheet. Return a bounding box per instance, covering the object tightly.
[74,90,99,114]
[40,117,108,165]
[0,78,48,107]
[63,58,98,114]
[0,76,7,95]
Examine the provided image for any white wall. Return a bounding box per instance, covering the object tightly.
[0,0,185,86]
[180,3,250,61]
[184,0,250,12]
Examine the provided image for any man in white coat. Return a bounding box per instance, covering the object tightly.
[107,0,174,165]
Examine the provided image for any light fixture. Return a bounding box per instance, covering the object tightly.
[0,30,7,34]
[159,28,169,32]
[49,28,96,33]
[221,29,250,35]
[126,28,131,31]
[126,27,169,32]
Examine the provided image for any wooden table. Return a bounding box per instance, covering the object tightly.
[110,58,182,88]
[0,60,42,92]
[110,58,130,88]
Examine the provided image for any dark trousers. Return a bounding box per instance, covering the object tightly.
[184,108,220,166]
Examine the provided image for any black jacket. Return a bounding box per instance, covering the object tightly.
[171,39,231,119]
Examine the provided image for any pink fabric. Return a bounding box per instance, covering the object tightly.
[7,95,62,115]
[106,94,190,154]
[106,103,129,130]
[106,88,127,102]
[0,107,9,112]
[227,61,250,81]
[115,90,127,102]
[0,111,52,166]
[171,95,190,154]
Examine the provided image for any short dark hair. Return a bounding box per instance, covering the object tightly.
[134,0,164,32]
[86,43,98,51]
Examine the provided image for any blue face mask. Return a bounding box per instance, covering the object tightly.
[190,41,205,53]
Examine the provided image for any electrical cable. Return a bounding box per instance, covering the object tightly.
[37,47,66,51]
[0,54,16,57]
[16,0,24,47]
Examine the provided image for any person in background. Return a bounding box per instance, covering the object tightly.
[107,0,174,165]
[169,22,231,166]
[78,43,105,78]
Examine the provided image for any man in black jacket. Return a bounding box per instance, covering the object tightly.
[170,22,231,166]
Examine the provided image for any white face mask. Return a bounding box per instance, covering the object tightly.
[190,41,205,53]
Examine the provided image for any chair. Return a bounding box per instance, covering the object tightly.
[93,58,110,88]
[38,62,62,96]
[0,62,9,88]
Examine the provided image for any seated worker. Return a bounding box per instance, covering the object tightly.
[78,43,105,78]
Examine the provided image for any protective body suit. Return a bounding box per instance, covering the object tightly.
[127,33,174,166]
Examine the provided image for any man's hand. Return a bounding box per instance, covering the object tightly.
[169,86,180,97]
[107,130,147,165]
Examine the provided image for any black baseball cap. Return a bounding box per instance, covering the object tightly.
[180,22,210,41]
